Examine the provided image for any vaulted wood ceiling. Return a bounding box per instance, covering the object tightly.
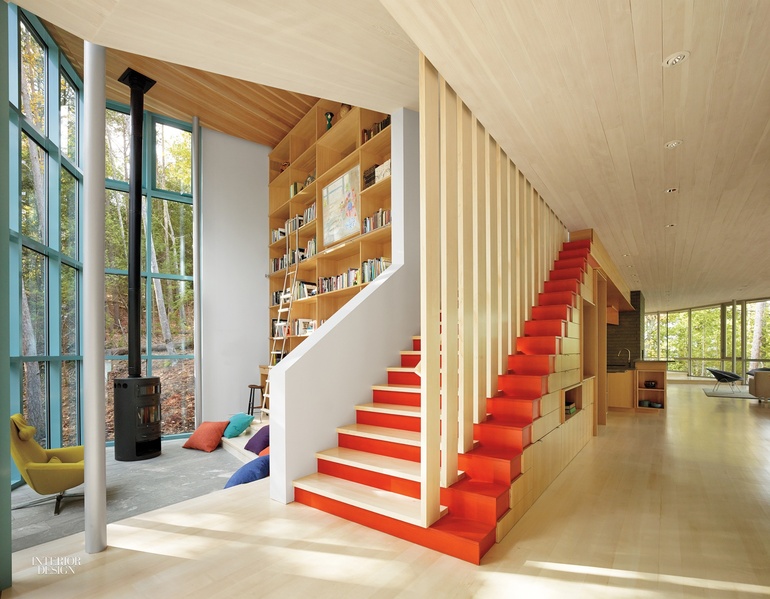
[15,0,770,312]
[42,21,318,148]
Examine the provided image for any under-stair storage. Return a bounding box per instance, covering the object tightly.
[294,237,600,564]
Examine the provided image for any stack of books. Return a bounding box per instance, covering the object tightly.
[363,164,378,189]
[363,208,391,233]
[565,401,577,416]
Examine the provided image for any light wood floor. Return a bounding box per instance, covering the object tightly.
[8,385,770,598]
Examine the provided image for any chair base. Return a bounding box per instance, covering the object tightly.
[713,381,740,393]
[12,490,84,515]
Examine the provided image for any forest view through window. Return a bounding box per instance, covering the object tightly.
[10,11,83,463]
[104,107,194,439]
[645,300,769,378]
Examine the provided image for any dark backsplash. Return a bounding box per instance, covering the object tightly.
[607,290,644,365]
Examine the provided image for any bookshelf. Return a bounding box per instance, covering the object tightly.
[267,100,392,363]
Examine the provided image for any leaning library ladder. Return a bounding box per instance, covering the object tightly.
[262,229,299,416]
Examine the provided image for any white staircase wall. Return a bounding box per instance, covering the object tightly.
[270,108,420,503]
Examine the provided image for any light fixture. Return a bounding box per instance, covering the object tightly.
[665,139,682,149]
[663,51,690,67]
[665,187,678,193]
[622,253,630,257]
[665,223,676,228]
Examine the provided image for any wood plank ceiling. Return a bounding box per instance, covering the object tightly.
[43,21,318,148]
[380,0,770,312]
[14,0,770,312]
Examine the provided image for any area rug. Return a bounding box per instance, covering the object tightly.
[11,438,244,552]
[702,387,755,399]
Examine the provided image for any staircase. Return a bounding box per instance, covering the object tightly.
[293,239,591,564]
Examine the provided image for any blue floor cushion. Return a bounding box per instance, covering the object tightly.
[225,455,270,488]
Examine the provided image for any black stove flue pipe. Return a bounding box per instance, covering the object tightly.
[118,68,155,377]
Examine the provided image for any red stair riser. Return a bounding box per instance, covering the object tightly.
[474,423,531,452]
[372,389,421,406]
[497,373,547,396]
[531,304,571,321]
[356,411,421,432]
[553,257,586,270]
[458,453,521,486]
[440,486,509,525]
[517,336,559,355]
[562,238,591,251]
[294,488,491,565]
[549,267,584,282]
[400,354,420,368]
[558,248,590,260]
[537,291,576,306]
[524,320,565,337]
[338,434,421,462]
[387,370,421,385]
[412,338,421,351]
[317,460,420,499]
[543,279,580,294]
[507,354,554,374]
[486,397,539,420]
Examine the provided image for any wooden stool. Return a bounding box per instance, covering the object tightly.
[247,384,264,422]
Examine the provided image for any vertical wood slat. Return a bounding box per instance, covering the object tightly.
[521,177,528,322]
[439,76,459,487]
[533,190,541,296]
[472,119,488,417]
[458,102,475,452]
[513,165,522,338]
[419,55,569,525]
[529,184,537,311]
[418,53,441,528]
[485,135,498,401]
[499,148,510,362]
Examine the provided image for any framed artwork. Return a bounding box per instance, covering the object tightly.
[322,165,360,246]
[297,318,315,337]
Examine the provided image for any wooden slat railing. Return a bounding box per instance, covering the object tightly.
[419,53,568,526]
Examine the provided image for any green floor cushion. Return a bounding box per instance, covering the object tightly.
[224,412,254,438]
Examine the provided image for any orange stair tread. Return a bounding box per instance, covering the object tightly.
[429,514,496,541]
[483,415,533,428]
[466,445,522,461]
[449,477,509,497]
[493,391,541,400]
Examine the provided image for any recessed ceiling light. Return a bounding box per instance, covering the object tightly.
[665,223,676,228]
[665,187,678,193]
[663,51,690,67]
[622,253,630,257]
[665,139,683,149]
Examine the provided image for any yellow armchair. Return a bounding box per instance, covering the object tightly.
[10,413,84,514]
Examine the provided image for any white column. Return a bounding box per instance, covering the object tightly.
[83,41,107,554]
[192,117,202,426]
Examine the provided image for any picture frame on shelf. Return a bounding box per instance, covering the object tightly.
[297,318,315,337]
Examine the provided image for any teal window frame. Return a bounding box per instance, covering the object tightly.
[8,6,84,484]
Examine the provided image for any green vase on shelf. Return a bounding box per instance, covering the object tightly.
[325,112,334,130]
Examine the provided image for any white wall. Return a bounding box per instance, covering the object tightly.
[271,108,420,503]
[199,128,269,420]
